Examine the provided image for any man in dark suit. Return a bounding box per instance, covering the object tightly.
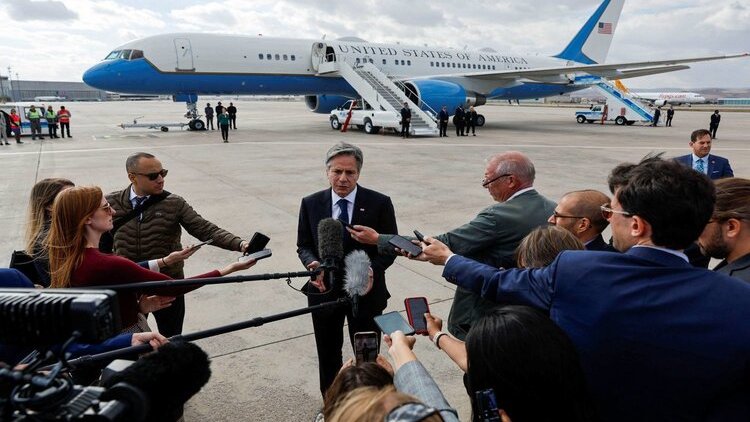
[349,152,556,340]
[665,107,674,127]
[709,109,721,139]
[453,105,465,136]
[296,142,398,395]
[698,177,750,284]
[417,157,750,422]
[547,189,616,252]
[675,129,733,180]
[400,102,411,139]
[438,105,449,137]
[651,107,661,126]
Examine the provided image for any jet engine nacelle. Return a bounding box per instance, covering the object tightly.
[652,99,667,107]
[402,80,486,114]
[305,95,352,114]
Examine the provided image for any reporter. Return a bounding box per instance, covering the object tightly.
[47,186,257,332]
[328,386,445,422]
[515,225,583,268]
[318,357,394,421]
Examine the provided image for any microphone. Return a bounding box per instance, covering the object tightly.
[344,250,371,318]
[317,218,344,290]
[100,341,211,422]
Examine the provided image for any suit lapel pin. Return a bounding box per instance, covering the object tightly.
[359,208,365,212]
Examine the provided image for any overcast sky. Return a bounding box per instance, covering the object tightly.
[1,0,748,89]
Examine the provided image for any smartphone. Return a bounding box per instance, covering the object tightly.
[388,235,422,256]
[373,311,415,336]
[404,297,430,335]
[238,249,272,263]
[354,331,379,364]
[413,230,430,245]
[191,239,214,249]
[245,232,270,255]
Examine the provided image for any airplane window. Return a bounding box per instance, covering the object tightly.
[493,65,496,70]
[473,64,477,69]
[394,60,398,65]
[105,50,121,60]
[441,62,445,67]
[383,59,387,65]
[291,55,296,61]
[283,54,288,60]
[130,50,144,59]
[399,60,404,65]
[119,50,132,60]
[259,54,263,59]
[407,60,411,65]
[370,58,374,63]
[267,54,272,60]
[275,54,280,60]
[452,63,456,68]
[356,58,360,63]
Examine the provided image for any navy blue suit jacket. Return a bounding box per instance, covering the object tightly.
[443,248,750,422]
[674,154,734,179]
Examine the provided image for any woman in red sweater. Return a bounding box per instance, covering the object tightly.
[47,186,257,332]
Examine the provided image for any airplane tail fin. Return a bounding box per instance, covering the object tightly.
[614,79,629,92]
[554,0,625,64]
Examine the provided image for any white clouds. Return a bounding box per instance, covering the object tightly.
[0,0,748,88]
[4,0,77,21]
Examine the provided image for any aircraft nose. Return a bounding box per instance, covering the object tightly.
[82,62,112,90]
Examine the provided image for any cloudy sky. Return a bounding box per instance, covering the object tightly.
[1,0,748,88]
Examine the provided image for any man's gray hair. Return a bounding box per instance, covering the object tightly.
[489,152,535,185]
[126,152,156,173]
[326,142,363,171]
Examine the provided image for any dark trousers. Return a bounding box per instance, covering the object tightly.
[455,123,464,136]
[666,116,673,127]
[439,121,448,137]
[60,122,70,137]
[47,123,57,138]
[401,121,410,138]
[30,120,43,139]
[220,124,229,141]
[205,116,214,130]
[229,115,237,129]
[311,301,383,395]
[153,295,186,337]
[710,123,719,139]
[467,122,476,135]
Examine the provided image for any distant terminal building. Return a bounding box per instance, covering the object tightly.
[4,80,107,102]
[718,98,750,106]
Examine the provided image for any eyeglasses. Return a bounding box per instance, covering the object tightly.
[552,210,585,220]
[132,169,168,181]
[481,173,512,187]
[600,204,632,219]
[100,202,112,211]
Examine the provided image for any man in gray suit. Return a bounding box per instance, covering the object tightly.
[349,151,556,339]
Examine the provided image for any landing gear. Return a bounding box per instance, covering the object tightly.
[183,100,206,131]
[475,114,485,127]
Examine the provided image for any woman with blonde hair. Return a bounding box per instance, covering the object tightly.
[47,186,257,332]
[328,386,445,422]
[515,225,584,268]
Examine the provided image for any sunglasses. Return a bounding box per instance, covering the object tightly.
[552,210,585,220]
[600,204,632,219]
[133,169,168,181]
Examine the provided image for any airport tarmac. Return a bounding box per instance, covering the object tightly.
[1,100,748,420]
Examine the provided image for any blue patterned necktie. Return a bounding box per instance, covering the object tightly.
[134,196,147,221]
[695,158,705,174]
[337,198,349,225]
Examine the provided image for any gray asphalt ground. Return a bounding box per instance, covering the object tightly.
[1,100,747,420]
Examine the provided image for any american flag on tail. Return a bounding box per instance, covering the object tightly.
[598,22,612,34]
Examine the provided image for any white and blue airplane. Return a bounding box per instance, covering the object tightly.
[82,0,747,130]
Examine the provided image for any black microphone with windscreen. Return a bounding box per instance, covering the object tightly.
[317,218,344,291]
[344,250,371,318]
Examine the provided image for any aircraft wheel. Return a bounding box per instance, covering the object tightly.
[576,115,586,124]
[191,119,206,131]
[476,114,486,127]
[160,126,169,132]
[330,117,341,130]
[615,116,626,126]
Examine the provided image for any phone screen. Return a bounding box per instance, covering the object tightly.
[354,331,379,364]
[374,311,415,336]
[388,235,422,256]
[405,297,429,333]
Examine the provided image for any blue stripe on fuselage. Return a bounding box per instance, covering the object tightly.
[83,58,358,97]
[488,84,582,100]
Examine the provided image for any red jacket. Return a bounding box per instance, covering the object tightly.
[9,113,20,128]
[57,109,71,123]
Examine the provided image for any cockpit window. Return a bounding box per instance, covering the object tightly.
[105,50,121,60]
[119,50,133,60]
[130,50,144,59]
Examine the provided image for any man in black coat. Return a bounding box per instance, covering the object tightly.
[709,110,721,139]
[204,103,214,130]
[215,102,224,119]
[296,142,398,395]
[548,189,617,252]
[652,107,661,126]
[400,102,411,138]
[666,107,675,127]
[227,102,237,129]
[437,105,449,137]
[453,105,465,136]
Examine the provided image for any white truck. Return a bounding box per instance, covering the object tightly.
[574,81,654,126]
[329,99,401,135]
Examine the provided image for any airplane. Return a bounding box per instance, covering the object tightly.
[82,0,748,132]
[613,80,707,106]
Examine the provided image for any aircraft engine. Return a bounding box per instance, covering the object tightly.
[305,95,352,114]
[652,99,667,107]
[402,80,486,114]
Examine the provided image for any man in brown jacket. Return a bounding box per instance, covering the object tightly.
[107,152,249,336]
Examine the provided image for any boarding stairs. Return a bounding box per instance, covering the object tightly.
[593,79,654,123]
[321,60,439,136]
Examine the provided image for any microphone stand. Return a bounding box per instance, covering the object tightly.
[82,270,319,291]
[60,298,349,370]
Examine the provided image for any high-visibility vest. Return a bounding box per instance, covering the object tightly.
[57,110,70,123]
[27,109,42,119]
